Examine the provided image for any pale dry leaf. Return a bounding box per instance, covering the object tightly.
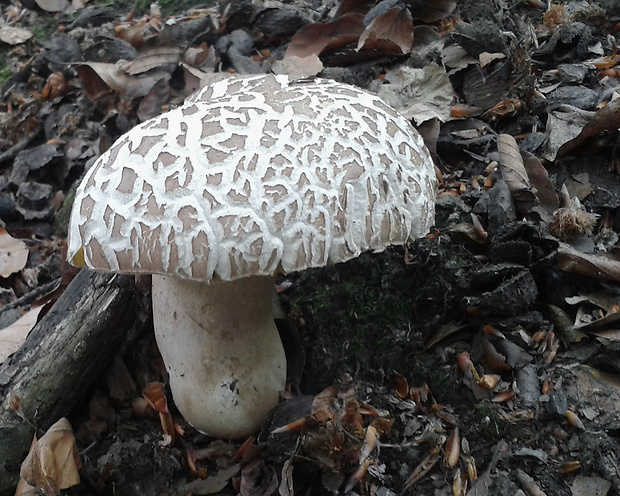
[271,54,324,79]
[34,0,69,12]
[0,26,33,45]
[20,418,82,495]
[0,305,44,364]
[379,63,453,125]
[13,476,36,496]
[0,228,28,278]
[479,52,505,68]
[541,105,593,161]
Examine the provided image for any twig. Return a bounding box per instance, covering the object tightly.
[0,277,62,317]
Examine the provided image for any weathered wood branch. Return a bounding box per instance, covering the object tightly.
[0,269,148,496]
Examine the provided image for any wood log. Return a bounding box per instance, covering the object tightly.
[0,269,148,496]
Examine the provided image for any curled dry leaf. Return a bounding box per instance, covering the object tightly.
[41,72,68,100]
[557,98,620,158]
[284,14,364,60]
[19,418,82,495]
[357,7,414,55]
[0,228,28,278]
[392,370,410,398]
[497,134,538,215]
[555,243,620,283]
[482,338,511,373]
[0,304,45,364]
[142,382,176,443]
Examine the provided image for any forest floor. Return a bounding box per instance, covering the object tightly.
[1,0,620,495]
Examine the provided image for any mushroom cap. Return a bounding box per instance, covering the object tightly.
[67,74,436,281]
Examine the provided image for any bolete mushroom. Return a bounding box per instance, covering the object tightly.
[67,74,436,439]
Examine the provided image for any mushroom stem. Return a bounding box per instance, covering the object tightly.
[151,274,286,438]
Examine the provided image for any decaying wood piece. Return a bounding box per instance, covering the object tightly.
[0,269,148,496]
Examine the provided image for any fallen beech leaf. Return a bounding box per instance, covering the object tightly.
[479,51,506,68]
[271,54,324,79]
[392,370,409,398]
[19,418,81,495]
[555,243,620,283]
[491,390,516,403]
[0,305,44,364]
[379,63,453,125]
[357,7,413,55]
[75,62,170,101]
[557,98,620,158]
[284,14,364,60]
[497,134,537,216]
[521,151,559,221]
[482,338,511,373]
[0,26,32,45]
[121,46,183,76]
[0,228,28,278]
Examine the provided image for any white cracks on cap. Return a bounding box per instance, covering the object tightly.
[67,74,436,282]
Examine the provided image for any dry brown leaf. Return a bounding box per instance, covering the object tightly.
[392,371,410,398]
[0,228,28,278]
[19,418,81,495]
[334,0,372,18]
[284,14,364,60]
[557,99,620,158]
[0,305,44,364]
[121,46,183,76]
[497,134,538,215]
[555,243,620,283]
[482,338,511,373]
[521,151,559,220]
[143,382,175,443]
[76,62,170,101]
[357,7,414,55]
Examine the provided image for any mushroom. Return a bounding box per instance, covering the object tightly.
[67,74,437,439]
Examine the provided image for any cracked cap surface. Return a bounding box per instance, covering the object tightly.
[67,74,437,281]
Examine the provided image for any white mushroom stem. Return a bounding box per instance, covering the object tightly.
[151,274,286,439]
